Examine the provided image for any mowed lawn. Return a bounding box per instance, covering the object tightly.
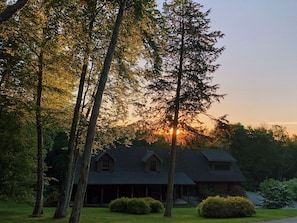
[1,204,297,223]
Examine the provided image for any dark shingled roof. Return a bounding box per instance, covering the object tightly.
[75,146,246,185]
[200,149,236,162]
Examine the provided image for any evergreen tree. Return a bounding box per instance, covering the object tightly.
[140,0,224,217]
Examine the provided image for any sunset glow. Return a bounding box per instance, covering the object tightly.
[169,128,180,135]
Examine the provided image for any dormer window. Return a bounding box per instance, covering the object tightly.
[142,151,162,173]
[96,152,115,173]
[150,160,157,172]
[102,159,110,171]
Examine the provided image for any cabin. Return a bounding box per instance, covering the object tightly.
[72,146,246,205]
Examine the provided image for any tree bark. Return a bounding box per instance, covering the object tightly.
[32,50,44,217]
[164,20,185,218]
[68,1,127,223]
[0,0,28,24]
[54,62,88,218]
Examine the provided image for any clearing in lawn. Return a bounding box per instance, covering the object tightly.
[1,205,297,223]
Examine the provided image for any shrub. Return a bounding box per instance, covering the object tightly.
[198,196,255,218]
[284,178,297,200]
[109,197,130,213]
[109,197,163,214]
[227,196,256,217]
[260,179,294,209]
[198,196,227,218]
[142,197,164,213]
[127,198,151,214]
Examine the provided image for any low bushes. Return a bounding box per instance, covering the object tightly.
[109,197,164,214]
[198,196,256,218]
[260,179,294,209]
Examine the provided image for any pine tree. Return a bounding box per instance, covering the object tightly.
[140,0,225,217]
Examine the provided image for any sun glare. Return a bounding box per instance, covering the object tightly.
[169,128,180,135]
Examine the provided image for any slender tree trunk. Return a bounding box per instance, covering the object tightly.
[0,0,28,24]
[69,1,127,223]
[54,61,89,218]
[164,21,185,218]
[32,51,44,217]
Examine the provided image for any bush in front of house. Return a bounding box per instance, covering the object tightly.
[198,196,255,218]
[127,198,151,214]
[142,197,164,213]
[260,178,294,209]
[109,197,164,214]
[226,196,256,217]
[109,197,130,212]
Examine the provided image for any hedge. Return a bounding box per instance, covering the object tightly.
[109,197,164,214]
[198,196,256,218]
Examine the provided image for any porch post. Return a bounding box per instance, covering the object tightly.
[101,186,104,205]
[145,185,148,197]
[131,185,134,198]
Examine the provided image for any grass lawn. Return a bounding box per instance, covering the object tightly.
[1,204,297,223]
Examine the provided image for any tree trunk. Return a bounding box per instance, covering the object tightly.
[164,20,185,218]
[0,0,28,23]
[54,63,88,218]
[32,51,44,217]
[68,1,127,223]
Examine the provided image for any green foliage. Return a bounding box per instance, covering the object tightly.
[285,178,297,200]
[0,111,36,203]
[109,197,130,213]
[260,179,294,209]
[198,196,255,218]
[127,198,151,214]
[109,197,164,214]
[142,197,164,213]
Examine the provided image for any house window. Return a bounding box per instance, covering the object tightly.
[150,160,157,172]
[102,159,110,171]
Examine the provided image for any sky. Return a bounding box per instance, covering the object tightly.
[157,0,297,135]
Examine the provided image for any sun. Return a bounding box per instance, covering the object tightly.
[169,128,181,135]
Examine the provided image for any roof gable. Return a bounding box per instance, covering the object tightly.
[142,150,163,163]
[201,149,236,162]
[95,151,115,162]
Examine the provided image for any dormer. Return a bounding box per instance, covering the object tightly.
[142,150,162,173]
[95,151,115,173]
[201,149,235,171]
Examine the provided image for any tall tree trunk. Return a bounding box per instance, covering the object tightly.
[32,51,44,217]
[164,21,185,218]
[69,1,127,223]
[54,57,89,218]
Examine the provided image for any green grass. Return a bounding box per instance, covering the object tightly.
[1,204,297,223]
